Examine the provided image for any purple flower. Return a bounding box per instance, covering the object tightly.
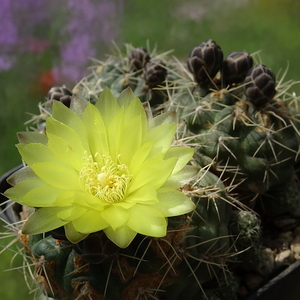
[54,0,124,83]
[0,0,124,84]
[0,0,18,70]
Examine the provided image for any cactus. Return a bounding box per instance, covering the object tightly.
[10,170,235,300]
[2,40,300,300]
[73,44,169,109]
[170,41,300,206]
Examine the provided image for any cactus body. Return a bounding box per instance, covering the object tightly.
[22,171,235,300]
[73,45,168,108]
[3,40,300,300]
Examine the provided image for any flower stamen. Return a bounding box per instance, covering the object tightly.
[80,154,130,203]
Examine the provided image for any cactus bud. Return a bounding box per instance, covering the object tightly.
[129,47,151,71]
[222,51,253,85]
[47,85,73,107]
[144,60,167,88]
[187,39,223,87]
[244,64,276,107]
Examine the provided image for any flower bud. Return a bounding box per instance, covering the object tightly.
[144,60,167,88]
[187,39,223,87]
[222,51,253,85]
[48,86,73,107]
[244,64,276,107]
[129,47,151,71]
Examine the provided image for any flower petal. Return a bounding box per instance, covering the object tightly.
[115,115,144,164]
[163,165,200,189]
[100,206,130,230]
[104,225,137,248]
[64,222,88,243]
[22,185,63,207]
[125,185,158,204]
[7,166,38,186]
[128,141,154,174]
[95,87,120,126]
[116,87,136,108]
[30,162,80,190]
[17,143,61,167]
[52,100,86,142]
[144,123,177,158]
[57,206,87,221]
[46,116,86,158]
[118,92,148,133]
[148,110,176,129]
[17,131,48,145]
[127,204,167,237]
[54,191,76,206]
[128,156,177,193]
[70,94,88,116]
[164,146,194,176]
[81,102,109,156]
[155,187,195,217]
[72,210,108,233]
[22,207,69,235]
[4,179,46,203]
[47,133,84,171]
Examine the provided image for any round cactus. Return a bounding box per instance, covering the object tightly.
[171,44,300,204]
[2,40,300,300]
[18,170,235,300]
[73,44,169,107]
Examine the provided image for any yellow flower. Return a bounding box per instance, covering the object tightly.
[5,88,196,248]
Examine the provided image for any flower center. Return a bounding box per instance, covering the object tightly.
[80,154,130,203]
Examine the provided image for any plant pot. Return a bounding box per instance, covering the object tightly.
[1,166,300,300]
[0,165,23,224]
[244,260,300,300]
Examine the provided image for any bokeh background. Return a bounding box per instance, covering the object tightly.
[1,0,300,299]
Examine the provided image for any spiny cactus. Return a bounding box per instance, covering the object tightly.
[2,40,300,300]
[73,44,170,109]
[169,40,300,206]
[9,169,237,300]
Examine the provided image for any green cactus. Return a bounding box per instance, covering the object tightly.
[73,44,169,108]
[19,170,235,300]
[2,40,300,300]
[168,41,300,206]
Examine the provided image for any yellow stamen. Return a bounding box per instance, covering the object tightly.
[80,154,130,203]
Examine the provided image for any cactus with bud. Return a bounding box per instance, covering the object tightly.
[1,39,300,300]
[174,40,300,206]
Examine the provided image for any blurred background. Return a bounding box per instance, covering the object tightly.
[1,0,300,298]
